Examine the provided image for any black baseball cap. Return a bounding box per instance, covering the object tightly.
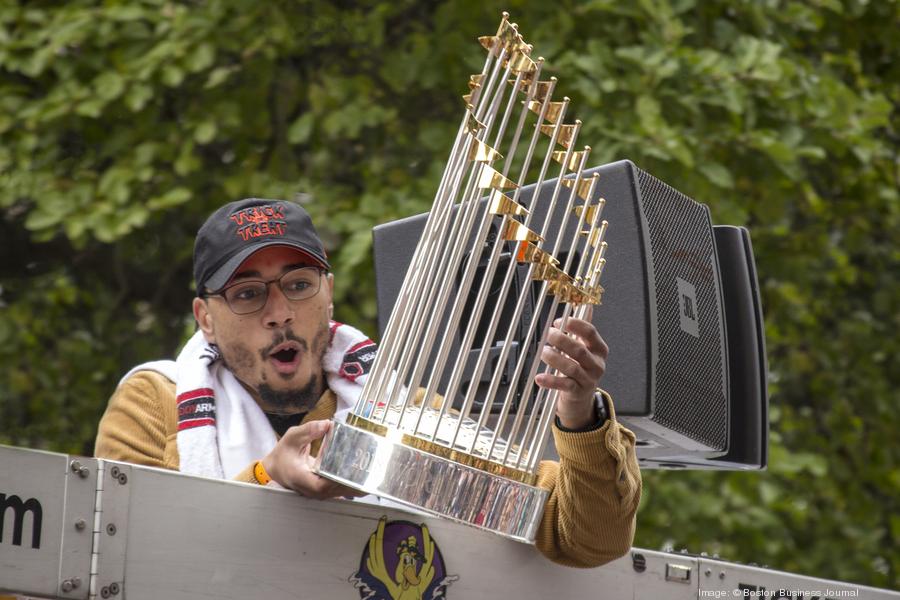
[193,198,330,294]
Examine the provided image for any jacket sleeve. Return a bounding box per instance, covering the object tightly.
[95,370,267,484]
[94,370,177,469]
[534,400,642,568]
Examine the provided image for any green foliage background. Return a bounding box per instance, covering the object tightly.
[1,0,897,589]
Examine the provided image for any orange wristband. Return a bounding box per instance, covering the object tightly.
[253,460,272,485]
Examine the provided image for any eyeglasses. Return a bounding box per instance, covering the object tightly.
[203,266,326,315]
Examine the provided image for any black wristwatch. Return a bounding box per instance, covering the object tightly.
[555,389,610,433]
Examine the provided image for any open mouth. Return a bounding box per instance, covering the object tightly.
[268,341,302,372]
[271,348,298,363]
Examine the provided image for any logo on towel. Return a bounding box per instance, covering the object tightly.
[177,388,216,431]
[349,517,457,599]
[339,340,377,383]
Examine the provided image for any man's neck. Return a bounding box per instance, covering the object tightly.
[264,411,308,437]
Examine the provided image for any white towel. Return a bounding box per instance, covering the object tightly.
[120,321,375,479]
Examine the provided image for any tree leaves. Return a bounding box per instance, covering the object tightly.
[1,0,898,588]
[698,162,734,188]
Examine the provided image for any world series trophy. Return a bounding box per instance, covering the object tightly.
[315,12,611,544]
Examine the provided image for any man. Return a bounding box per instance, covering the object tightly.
[96,198,641,568]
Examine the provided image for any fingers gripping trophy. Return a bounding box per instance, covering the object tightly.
[315,12,611,543]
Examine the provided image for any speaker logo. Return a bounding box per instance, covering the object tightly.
[676,277,700,338]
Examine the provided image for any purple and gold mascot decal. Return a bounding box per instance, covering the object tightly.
[350,517,457,599]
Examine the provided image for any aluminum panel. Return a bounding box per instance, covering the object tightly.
[119,463,639,599]
[0,446,68,597]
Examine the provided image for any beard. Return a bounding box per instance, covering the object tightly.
[253,323,331,414]
[216,320,332,414]
[257,375,321,414]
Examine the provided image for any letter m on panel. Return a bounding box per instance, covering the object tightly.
[0,493,43,549]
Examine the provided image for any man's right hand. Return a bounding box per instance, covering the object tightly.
[261,420,363,500]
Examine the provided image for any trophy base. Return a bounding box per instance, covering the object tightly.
[315,419,549,544]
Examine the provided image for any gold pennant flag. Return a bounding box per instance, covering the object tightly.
[465,111,486,134]
[554,281,602,305]
[518,79,554,102]
[496,16,516,41]
[478,35,499,54]
[539,123,577,149]
[478,165,518,190]
[587,282,605,296]
[561,175,594,201]
[502,220,542,243]
[547,279,566,296]
[480,16,520,56]
[582,282,605,305]
[552,150,589,172]
[469,137,503,162]
[533,263,570,283]
[573,198,605,225]
[508,38,532,58]
[527,100,565,124]
[508,51,537,75]
[515,242,559,265]
[582,221,609,248]
[488,190,528,217]
[557,284,588,304]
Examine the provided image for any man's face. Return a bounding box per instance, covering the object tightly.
[192,245,334,412]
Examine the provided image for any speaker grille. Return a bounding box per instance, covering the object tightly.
[637,167,728,450]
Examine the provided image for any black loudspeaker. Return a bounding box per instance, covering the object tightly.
[372,160,768,470]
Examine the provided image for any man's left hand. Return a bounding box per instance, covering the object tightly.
[535,313,609,430]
